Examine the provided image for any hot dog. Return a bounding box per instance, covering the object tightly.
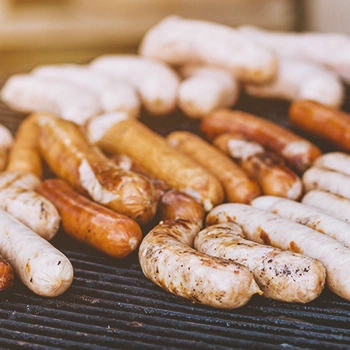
[139,219,261,309]
[213,133,303,200]
[167,131,260,204]
[201,109,322,174]
[0,171,40,191]
[6,114,43,179]
[86,117,224,211]
[302,167,350,199]
[0,256,14,292]
[0,124,13,171]
[38,179,142,258]
[252,196,350,248]
[206,203,350,301]
[289,100,350,152]
[0,209,73,297]
[195,222,325,303]
[302,190,350,222]
[36,113,157,224]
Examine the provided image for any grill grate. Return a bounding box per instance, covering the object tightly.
[1,82,350,349]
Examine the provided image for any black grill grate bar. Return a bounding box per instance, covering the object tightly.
[4,297,350,350]
[0,338,61,350]
[4,299,350,338]
[0,310,299,350]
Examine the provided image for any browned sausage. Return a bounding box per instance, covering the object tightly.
[213,133,303,200]
[201,109,321,174]
[90,118,224,211]
[0,256,14,292]
[167,131,261,203]
[289,100,350,152]
[35,113,157,224]
[37,179,142,259]
[6,114,43,179]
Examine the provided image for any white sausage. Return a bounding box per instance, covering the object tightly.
[139,219,261,309]
[245,59,344,108]
[32,65,140,118]
[140,16,277,84]
[0,209,73,296]
[302,190,350,222]
[0,171,41,191]
[90,55,179,115]
[303,167,350,199]
[313,152,350,176]
[0,187,60,240]
[1,74,102,124]
[252,195,350,248]
[206,203,350,301]
[177,65,240,118]
[195,222,325,303]
[239,25,350,83]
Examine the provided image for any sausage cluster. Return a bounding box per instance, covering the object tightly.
[1,16,350,310]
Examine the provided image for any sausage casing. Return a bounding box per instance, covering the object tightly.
[139,219,261,309]
[195,222,325,303]
[0,256,14,292]
[36,113,157,224]
[201,109,321,174]
[38,179,142,258]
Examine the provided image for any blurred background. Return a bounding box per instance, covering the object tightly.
[0,0,348,75]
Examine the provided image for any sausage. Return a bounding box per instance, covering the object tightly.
[0,256,14,292]
[139,219,261,309]
[194,222,325,303]
[0,170,41,191]
[302,167,350,199]
[313,152,350,176]
[289,100,350,152]
[1,74,102,125]
[87,117,224,211]
[201,109,322,174]
[245,58,344,108]
[159,189,205,228]
[35,113,157,224]
[0,124,13,171]
[213,133,303,200]
[0,186,60,241]
[238,25,350,83]
[252,195,350,248]
[6,114,43,179]
[177,65,240,118]
[37,179,142,258]
[167,131,260,204]
[90,55,179,116]
[111,154,205,226]
[302,190,350,222]
[0,209,73,297]
[32,64,141,118]
[139,16,277,84]
[206,203,350,301]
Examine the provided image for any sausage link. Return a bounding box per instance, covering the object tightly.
[0,256,14,292]
[195,222,325,303]
[6,114,43,179]
[37,179,142,258]
[0,209,73,297]
[167,131,260,204]
[201,109,321,174]
[35,113,157,224]
[89,118,224,211]
[213,133,303,200]
[206,203,350,301]
[289,100,350,152]
[0,124,13,171]
[139,219,261,309]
